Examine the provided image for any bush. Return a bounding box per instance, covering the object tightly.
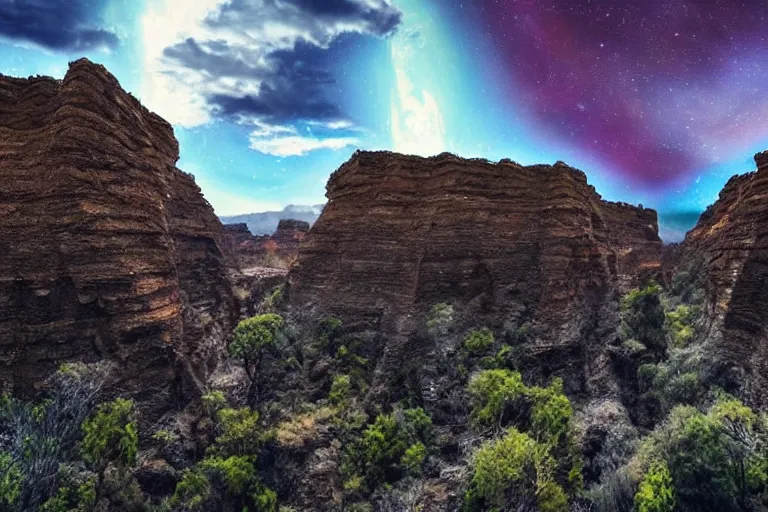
[634,460,676,512]
[0,363,110,510]
[464,427,568,512]
[201,390,227,416]
[467,369,526,428]
[620,283,666,356]
[212,407,262,456]
[343,408,433,491]
[666,305,695,347]
[329,374,351,404]
[0,451,22,508]
[426,303,454,338]
[316,316,343,351]
[463,328,495,355]
[530,378,572,444]
[630,394,768,512]
[81,398,138,472]
[173,455,277,511]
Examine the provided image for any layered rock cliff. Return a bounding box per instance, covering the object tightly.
[0,59,237,414]
[676,151,768,408]
[224,218,308,269]
[288,151,662,399]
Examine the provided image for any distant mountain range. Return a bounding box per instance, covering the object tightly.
[219,204,325,235]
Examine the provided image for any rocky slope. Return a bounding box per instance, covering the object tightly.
[0,59,238,415]
[676,151,768,408]
[288,151,662,400]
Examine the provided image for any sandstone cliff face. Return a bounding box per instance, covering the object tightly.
[0,59,237,413]
[677,151,768,407]
[288,151,662,398]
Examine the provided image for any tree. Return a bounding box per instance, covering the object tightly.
[229,314,285,396]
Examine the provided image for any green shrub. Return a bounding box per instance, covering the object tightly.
[343,407,432,491]
[426,303,454,338]
[667,305,695,347]
[202,390,227,415]
[530,378,572,444]
[229,313,285,382]
[620,283,666,356]
[634,460,676,512]
[464,427,568,512]
[463,328,495,355]
[81,398,138,471]
[173,455,278,512]
[317,316,343,351]
[329,374,351,404]
[0,451,22,508]
[212,407,262,456]
[152,429,179,443]
[400,442,427,473]
[633,395,768,512]
[467,369,526,428]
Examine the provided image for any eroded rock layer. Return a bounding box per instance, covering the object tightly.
[0,59,237,412]
[678,151,768,407]
[288,151,662,398]
[224,218,308,269]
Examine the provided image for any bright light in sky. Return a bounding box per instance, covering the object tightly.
[390,41,445,156]
[3,0,768,240]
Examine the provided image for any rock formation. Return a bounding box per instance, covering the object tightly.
[288,151,662,399]
[224,218,309,269]
[676,151,768,408]
[0,59,237,415]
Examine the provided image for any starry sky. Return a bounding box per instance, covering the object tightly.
[2,0,768,241]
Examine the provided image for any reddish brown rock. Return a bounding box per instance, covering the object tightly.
[287,151,662,398]
[0,59,237,414]
[224,218,309,269]
[677,151,768,407]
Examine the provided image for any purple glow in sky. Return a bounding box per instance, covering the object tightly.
[479,0,768,189]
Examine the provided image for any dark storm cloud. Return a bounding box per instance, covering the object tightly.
[160,0,401,129]
[163,38,265,79]
[206,0,401,39]
[0,0,118,51]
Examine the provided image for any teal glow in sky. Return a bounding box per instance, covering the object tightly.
[2,0,768,240]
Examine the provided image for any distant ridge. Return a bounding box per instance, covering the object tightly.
[220,204,324,235]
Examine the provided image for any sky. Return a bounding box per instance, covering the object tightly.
[1,0,768,241]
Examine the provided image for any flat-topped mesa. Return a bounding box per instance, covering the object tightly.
[677,151,768,408]
[288,150,662,397]
[0,59,237,415]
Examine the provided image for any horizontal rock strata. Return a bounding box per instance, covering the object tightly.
[0,59,237,414]
[288,151,662,397]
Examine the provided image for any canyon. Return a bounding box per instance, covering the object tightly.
[2,58,768,512]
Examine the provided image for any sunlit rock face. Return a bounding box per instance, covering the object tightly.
[0,59,237,414]
[677,151,768,408]
[288,150,662,398]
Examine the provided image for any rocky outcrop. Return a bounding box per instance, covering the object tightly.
[676,151,768,408]
[272,219,310,259]
[288,151,662,399]
[224,218,308,269]
[0,59,237,415]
